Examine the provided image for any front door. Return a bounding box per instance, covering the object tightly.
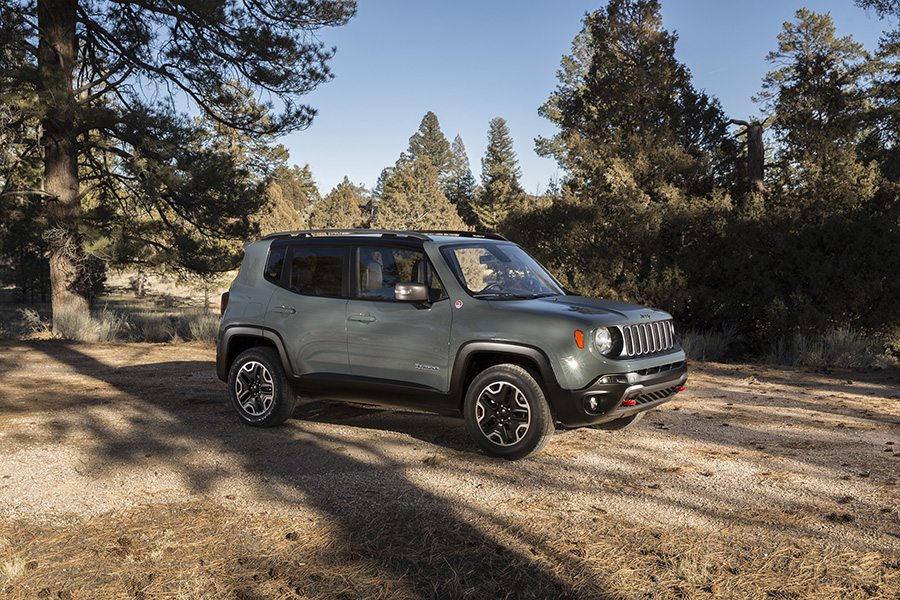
[346,244,452,392]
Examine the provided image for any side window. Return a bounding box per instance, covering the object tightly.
[288,246,344,297]
[264,246,286,284]
[358,246,446,302]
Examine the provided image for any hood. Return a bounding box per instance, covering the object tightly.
[485,294,672,325]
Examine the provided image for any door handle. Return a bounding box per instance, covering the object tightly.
[274,305,296,315]
[347,314,376,323]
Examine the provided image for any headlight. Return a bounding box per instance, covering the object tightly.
[593,327,613,354]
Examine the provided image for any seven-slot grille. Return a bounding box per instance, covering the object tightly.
[617,320,675,357]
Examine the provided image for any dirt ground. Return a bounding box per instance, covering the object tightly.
[0,340,897,599]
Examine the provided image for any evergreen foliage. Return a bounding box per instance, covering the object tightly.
[0,0,896,358]
[309,178,367,229]
[0,0,355,327]
[474,118,524,231]
[274,165,321,214]
[407,112,453,177]
[254,182,304,236]
[758,9,879,214]
[446,135,478,225]
[516,1,899,354]
[374,156,466,230]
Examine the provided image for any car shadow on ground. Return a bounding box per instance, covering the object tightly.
[293,400,474,452]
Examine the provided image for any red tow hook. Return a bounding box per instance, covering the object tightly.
[675,386,686,393]
[621,399,637,407]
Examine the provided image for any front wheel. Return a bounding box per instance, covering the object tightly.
[463,364,554,460]
[228,347,296,427]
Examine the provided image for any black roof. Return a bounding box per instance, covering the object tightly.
[259,229,507,242]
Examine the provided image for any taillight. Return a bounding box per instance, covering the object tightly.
[220,291,229,315]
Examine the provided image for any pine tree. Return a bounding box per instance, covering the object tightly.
[871,34,900,182]
[536,0,736,200]
[856,0,900,182]
[273,164,321,214]
[310,178,367,229]
[749,9,898,335]
[446,135,478,224]
[0,0,355,331]
[519,0,739,316]
[374,156,466,230]
[473,117,524,231]
[407,112,453,177]
[758,9,879,214]
[255,182,304,235]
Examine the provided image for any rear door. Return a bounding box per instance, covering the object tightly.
[346,243,452,392]
[265,242,350,377]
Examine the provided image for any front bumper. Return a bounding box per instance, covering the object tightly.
[550,360,687,427]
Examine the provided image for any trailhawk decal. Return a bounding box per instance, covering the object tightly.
[415,363,440,371]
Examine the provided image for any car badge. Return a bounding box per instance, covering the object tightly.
[455,299,463,309]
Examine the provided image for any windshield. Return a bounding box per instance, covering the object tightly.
[441,243,565,299]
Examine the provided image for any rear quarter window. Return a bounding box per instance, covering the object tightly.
[264,246,286,284]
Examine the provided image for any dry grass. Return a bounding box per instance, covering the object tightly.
[681,325,736,362]
[0,501,896,599]
[769,327,884,368]
[9,303,218,344]
[0,342,897,599]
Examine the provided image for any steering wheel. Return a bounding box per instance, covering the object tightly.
[479,281,504,294]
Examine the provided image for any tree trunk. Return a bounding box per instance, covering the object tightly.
[38,0,89,333]
[746,122,765,194]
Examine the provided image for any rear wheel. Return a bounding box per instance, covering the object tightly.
[228,347,296,427]
[463,364,554,460]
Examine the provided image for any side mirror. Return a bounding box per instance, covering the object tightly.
[395,282,429,303]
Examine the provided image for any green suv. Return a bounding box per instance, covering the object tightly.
[216,230,687,459]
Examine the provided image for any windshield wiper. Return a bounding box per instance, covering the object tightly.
[472,292,558,300]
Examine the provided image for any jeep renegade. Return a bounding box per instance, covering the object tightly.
[216,229,688,459]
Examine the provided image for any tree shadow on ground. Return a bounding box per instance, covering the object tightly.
[20,341,591,599]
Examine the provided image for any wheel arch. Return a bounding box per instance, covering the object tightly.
[217,326,294,381]
[450,342,561,413]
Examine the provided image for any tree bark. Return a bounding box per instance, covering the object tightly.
[38,0,90,332]
[729,119,766,194]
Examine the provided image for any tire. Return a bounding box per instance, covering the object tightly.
[463,364,554,460]
[228,347,296,427]
[590,412,644,431]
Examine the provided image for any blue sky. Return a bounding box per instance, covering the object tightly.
[280,1,895,194]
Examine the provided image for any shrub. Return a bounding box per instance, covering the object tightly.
[93,307,131,342]
[128,312,178,343]
[18,308,50,334]
[680,324,736,362]
[185,314,219,343]
[51,306,130,342]
[768,327,880,367]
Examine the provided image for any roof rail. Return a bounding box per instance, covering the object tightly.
[259,229,508,242]
[260,229,432,241]
[416,230,508,241]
